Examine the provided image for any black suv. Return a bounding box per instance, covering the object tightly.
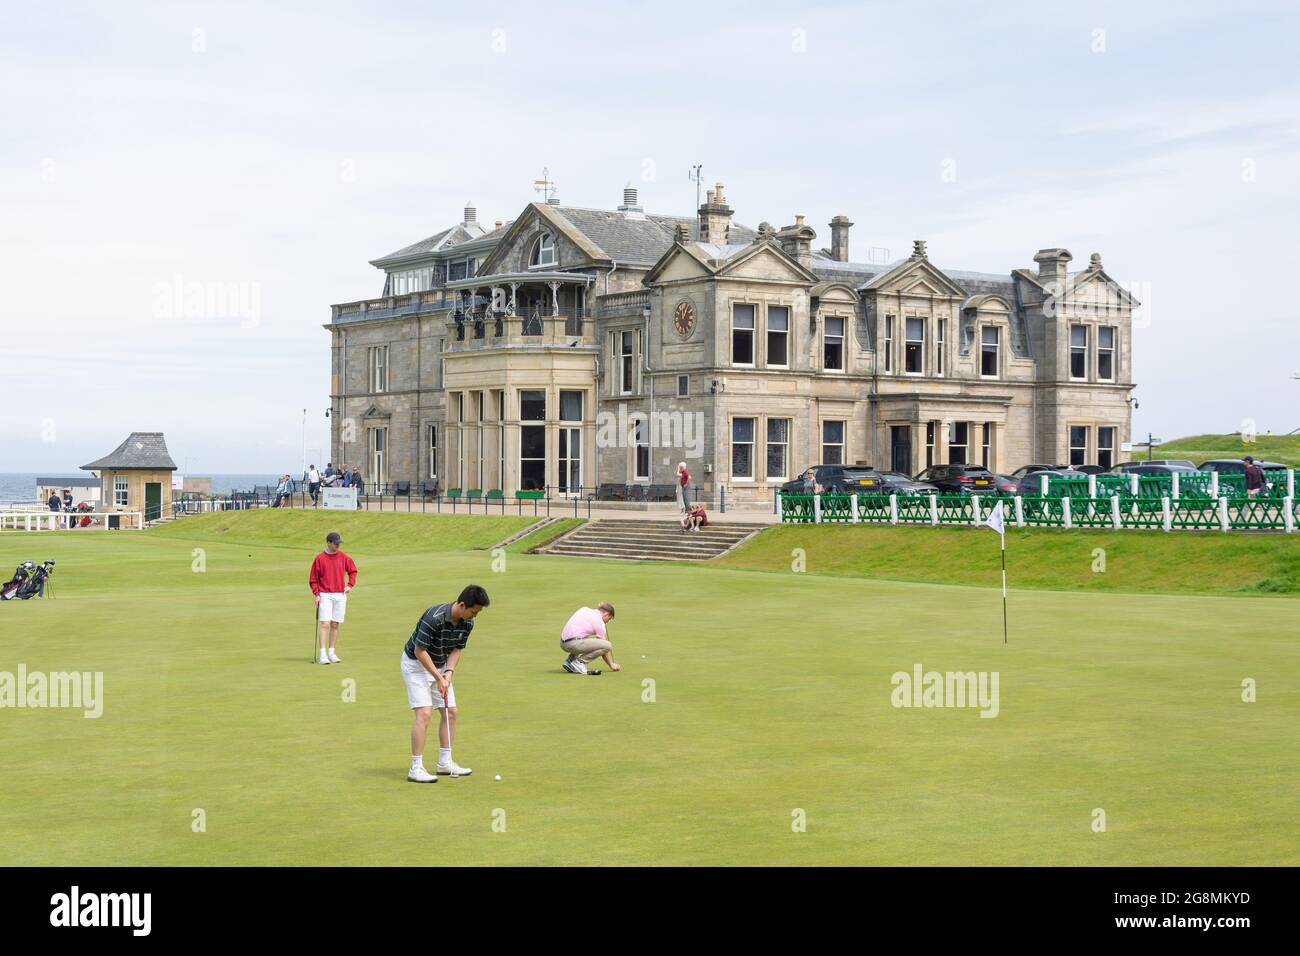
[914,464,997,494]
[780,465,884,494]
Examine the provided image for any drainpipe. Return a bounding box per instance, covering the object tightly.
[1013,274,1037,460]
[643,301,653,485]
[867,299,878,468]
[605,259,618,294]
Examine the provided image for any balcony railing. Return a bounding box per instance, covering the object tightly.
[597,290,650,317]
[447,307,595,349]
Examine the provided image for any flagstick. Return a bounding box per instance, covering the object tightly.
[1000,530,1008,645]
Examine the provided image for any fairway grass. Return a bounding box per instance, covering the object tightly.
[1,515,1296,866]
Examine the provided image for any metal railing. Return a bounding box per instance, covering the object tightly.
[1,511,144,531]
[775,490,1298,533]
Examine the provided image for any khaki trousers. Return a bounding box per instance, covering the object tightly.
[561,637,611,663]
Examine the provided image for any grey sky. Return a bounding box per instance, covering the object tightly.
[2,0,1297,472]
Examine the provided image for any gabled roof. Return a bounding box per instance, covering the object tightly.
[644,237,820,285]
[372,222,487,265]
[81,433,177,471]
[552,206,756,267]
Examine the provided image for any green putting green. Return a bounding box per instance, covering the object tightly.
[1,511,1295,865]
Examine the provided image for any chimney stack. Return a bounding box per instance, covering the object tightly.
[776,215,816,267]
[548,190,561,206]
[463,202,477,226]
[697,181,734,244]
[1033,248,1073,287]
[829,215,853,262]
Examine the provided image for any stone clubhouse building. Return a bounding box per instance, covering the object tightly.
[326,181,1136,506]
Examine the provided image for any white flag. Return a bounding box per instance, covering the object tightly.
[984,499,1005,535]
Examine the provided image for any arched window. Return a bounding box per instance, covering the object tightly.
[530,233,557,268]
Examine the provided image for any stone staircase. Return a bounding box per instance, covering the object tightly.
[538,519,768,561]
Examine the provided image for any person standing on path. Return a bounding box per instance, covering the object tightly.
[675,462,691,513]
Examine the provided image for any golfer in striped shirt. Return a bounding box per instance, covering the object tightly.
[401,584,489,783]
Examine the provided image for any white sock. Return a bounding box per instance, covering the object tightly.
[411,755,424,769]
[438,747,452,764]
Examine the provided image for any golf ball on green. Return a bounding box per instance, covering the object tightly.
[494,774,501,781]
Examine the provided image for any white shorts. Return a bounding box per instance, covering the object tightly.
[318,592,347,622]
[400,652,457,710]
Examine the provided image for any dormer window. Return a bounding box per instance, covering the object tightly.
[530,233,557,268]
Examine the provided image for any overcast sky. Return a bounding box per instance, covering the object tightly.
[2,0,1297,473]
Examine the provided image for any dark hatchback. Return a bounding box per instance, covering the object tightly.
[876,470,939,494]
[780,465,885,495]
[914,464,997,494]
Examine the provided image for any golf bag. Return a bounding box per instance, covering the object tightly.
[2,560,54,600]
[1,562,36,601]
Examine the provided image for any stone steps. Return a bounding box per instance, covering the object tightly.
[538,519,767,561]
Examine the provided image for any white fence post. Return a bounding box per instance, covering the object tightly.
[1218,497,1230,532]
[971,494,982,526]
[813,494,821,524]
[888,494,898,525]
[1172,472,1180,500]
[776,493,783,521]
[1039,474,1048,496]
[929,493,939,526]
[1209,472,1218,498]
[1014,496,1024,528]
[851,493,859,523]
[1161,496,1172,532]
[1087,474,1097,499]
[1130,473,1139,496]
[1062,496,1072,529]
[1289,470,1296,500]
[1285,497,1295,533]
[1111,495,1121,529]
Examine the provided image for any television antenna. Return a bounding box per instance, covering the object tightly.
[688,164,704,238]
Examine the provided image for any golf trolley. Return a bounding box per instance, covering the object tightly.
[1,559,56,600]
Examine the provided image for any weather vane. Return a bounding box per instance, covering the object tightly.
[533,167,556,203]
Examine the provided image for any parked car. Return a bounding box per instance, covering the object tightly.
[876,471,939,495]
[1122,464,1201,478]
[1198,458,1286,474]
[780,465,884,495]
[1013,468,1084,496]
[1072,464,1107,475]
[990,474,1020,494]
[1113,459,1195,472]
[914,464,997,494]
[1008,463,1070,482]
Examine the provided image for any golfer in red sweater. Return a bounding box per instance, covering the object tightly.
[309,531,358,664]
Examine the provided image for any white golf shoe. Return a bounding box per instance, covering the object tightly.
[318,650,331,665]
[328,649,342,663]
[436,760,472,777]
[407,766,437,783]
[563,657,589,675]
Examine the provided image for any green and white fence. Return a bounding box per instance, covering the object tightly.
[777,490,1298,533]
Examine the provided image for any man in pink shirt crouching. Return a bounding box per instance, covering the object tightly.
[560,602,620,676]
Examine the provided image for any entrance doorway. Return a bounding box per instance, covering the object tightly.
[144,482,162,522]
[890,426,912,475]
